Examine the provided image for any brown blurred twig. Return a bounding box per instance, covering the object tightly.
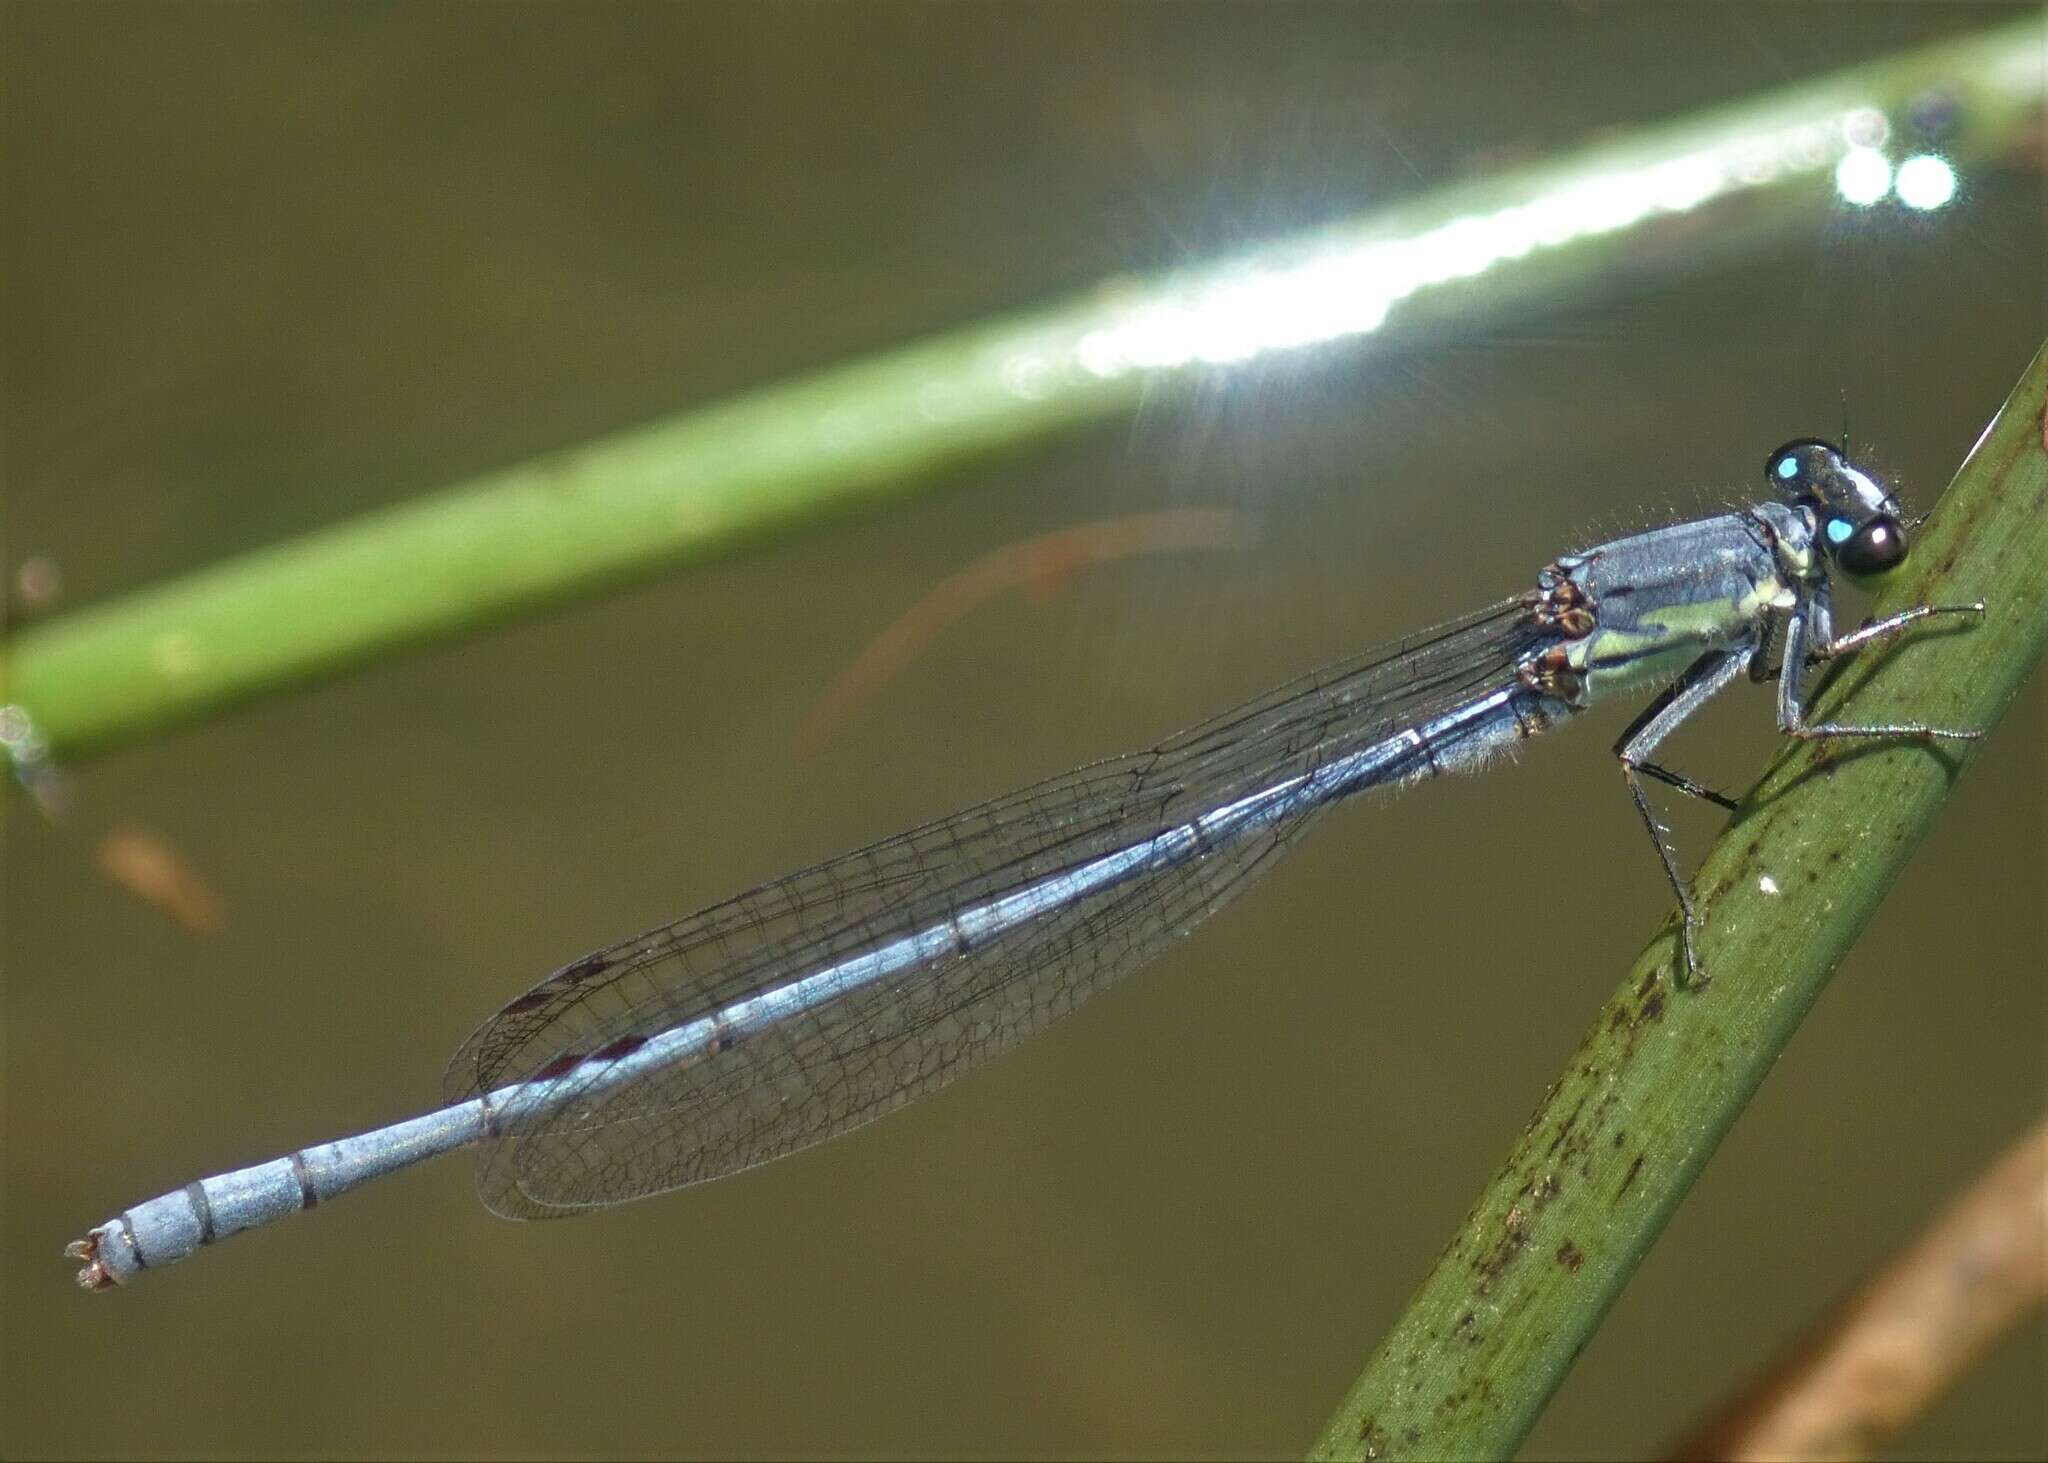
[1671,1116,2048,1462]
[792,509,1244,755]
[95,826,223,934]
[6,566,225,935]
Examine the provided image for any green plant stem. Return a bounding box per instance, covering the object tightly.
[4,16,2039,759]
[1308,337,2048,1462]
[2,324,1147,758]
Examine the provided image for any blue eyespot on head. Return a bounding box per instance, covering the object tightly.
[1825,516,1855,546]
[1775,454,1800,481]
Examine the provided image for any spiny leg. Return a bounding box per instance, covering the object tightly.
[1614,647,1755,987]
[1749,602,1983,689]
[1629,760,1740,813]
[1779,600,1986,742]
[1817,601,1984,660]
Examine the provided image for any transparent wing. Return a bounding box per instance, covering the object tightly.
[445,597,1541,1218]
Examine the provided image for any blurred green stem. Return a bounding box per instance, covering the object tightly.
[3,16,2038,758]
[1309,337,2048,1461]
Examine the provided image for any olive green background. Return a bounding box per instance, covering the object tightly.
[4,4,2042,1458]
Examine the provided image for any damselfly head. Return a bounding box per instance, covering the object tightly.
[1765,438,1908,576]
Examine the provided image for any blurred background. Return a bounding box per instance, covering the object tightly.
[4,4,2042,1458]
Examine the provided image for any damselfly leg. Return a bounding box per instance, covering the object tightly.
[1617,599,1985,984]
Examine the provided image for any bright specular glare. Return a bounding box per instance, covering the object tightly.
[1894,153,1958,210]
[1033,21,2048,394]
[1064,100,1967,383]
[1833,147,1893,206]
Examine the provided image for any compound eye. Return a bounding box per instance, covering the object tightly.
[1766,438,1840,491]
[1835,514,1907,575]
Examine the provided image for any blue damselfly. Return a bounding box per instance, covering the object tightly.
[72,438,1982,1288]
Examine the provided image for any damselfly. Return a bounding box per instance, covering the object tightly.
[71,439,1983,1289]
